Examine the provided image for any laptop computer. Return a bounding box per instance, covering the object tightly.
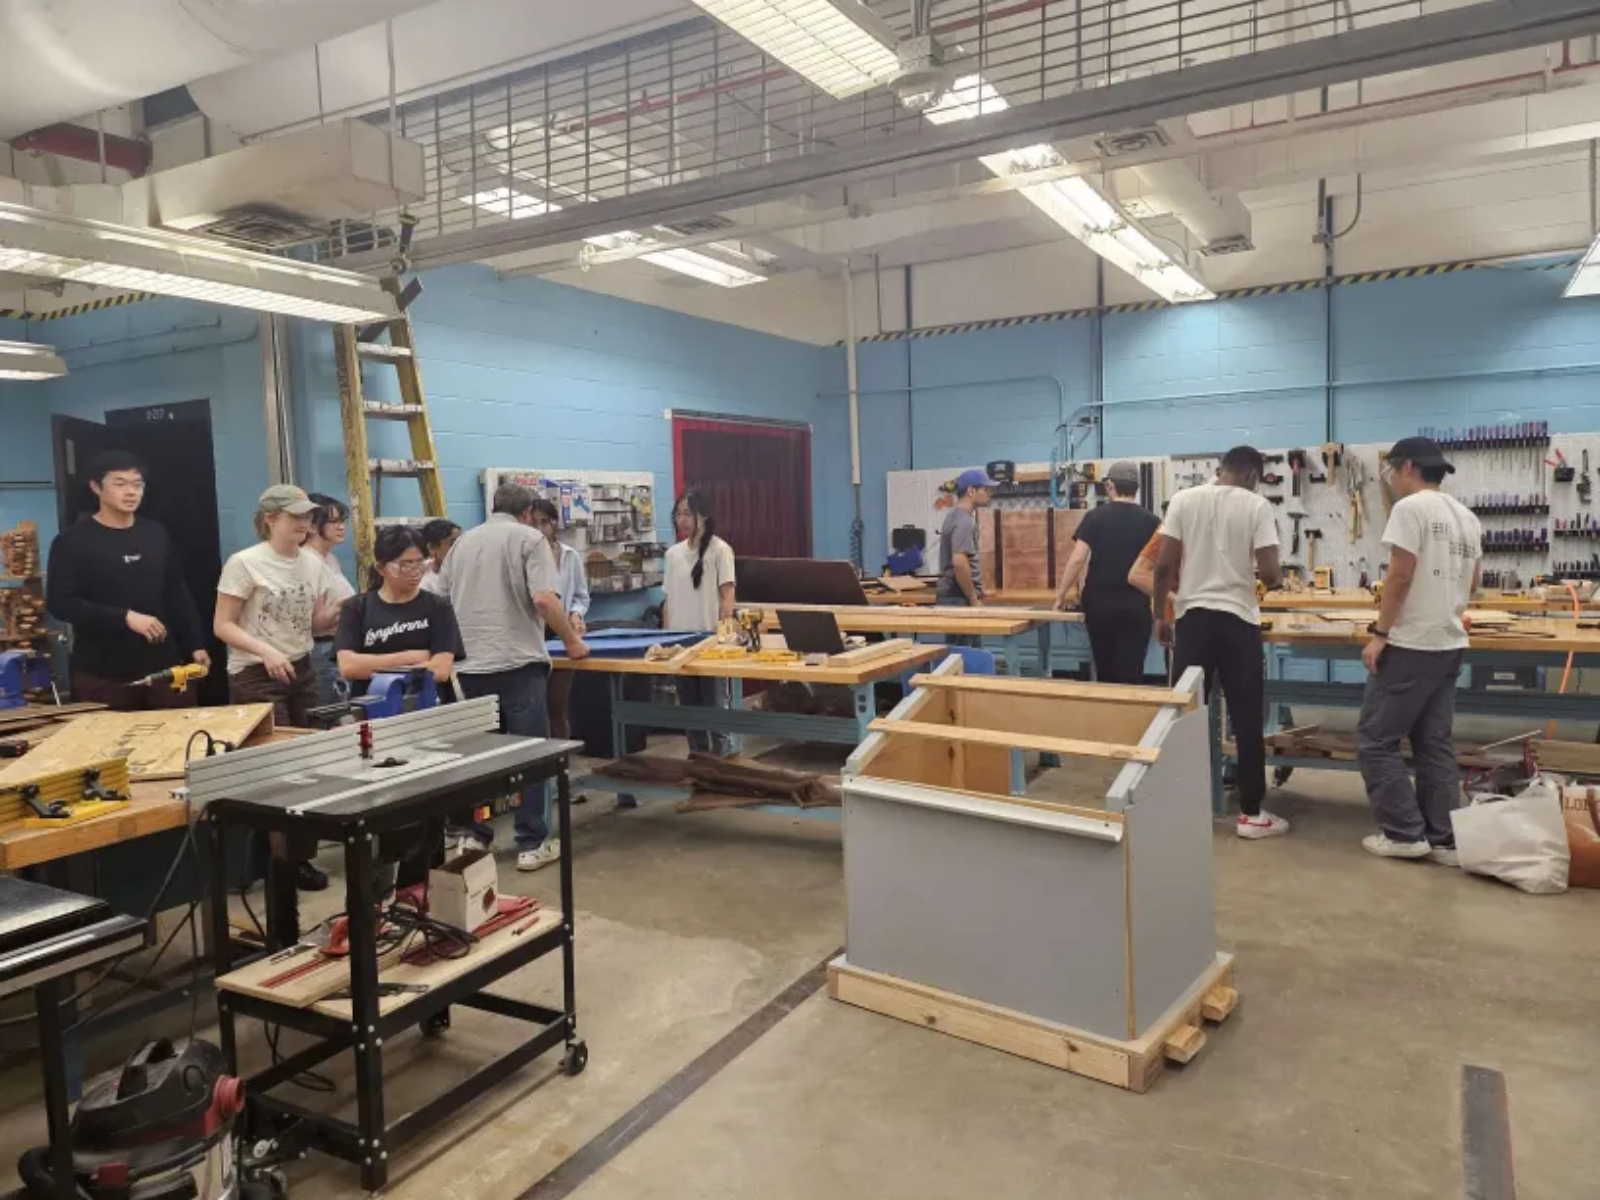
[775,609,847,656]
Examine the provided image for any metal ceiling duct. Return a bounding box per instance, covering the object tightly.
[0,0,437,141]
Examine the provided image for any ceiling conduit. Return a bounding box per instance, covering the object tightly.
[0,0,436,141]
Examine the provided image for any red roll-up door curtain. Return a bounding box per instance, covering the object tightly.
[672,416,812,558]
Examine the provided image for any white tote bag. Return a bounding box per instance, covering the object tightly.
[1452,777,1570,895]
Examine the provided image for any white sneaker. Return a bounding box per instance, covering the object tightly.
[1235,811,1290,839]
[517,839,562,872]
[1427,845,1460,867]
[1362,833,1431,859]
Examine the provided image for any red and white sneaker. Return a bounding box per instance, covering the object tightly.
[1236,811,1290,839]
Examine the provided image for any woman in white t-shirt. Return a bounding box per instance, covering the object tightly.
[663,489,737,756]
[303,493,357,706]
[214,485,343,728]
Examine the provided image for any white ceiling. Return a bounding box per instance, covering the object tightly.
[4,0,1600,342]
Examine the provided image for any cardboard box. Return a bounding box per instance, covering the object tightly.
[429,849,499,933]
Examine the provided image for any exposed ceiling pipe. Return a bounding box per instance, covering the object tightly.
[9,124,151,177]
[0,0,435,141]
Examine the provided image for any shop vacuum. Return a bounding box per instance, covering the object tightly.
[18,1039,287,1200]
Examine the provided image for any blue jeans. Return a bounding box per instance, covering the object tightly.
[936,593,982,647]
[460,662,555,849]
[678,675,734,757]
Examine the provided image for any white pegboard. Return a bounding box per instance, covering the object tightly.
[891,435,1599,588]
[482,467,660,594]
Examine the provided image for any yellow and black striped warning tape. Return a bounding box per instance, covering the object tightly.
[0,292,157,322]
[838,257,1581,344]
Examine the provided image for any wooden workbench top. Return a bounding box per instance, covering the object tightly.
[756,602,1078,633]
[555,641,949,685]
[0,727,305,871]
[1266,615,1600,654]
[1262,588,1594,613]
[866,587,1062,609]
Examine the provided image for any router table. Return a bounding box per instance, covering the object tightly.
[191,698,583,1192]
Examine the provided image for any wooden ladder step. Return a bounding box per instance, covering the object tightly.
[362,402,428,421]
[369,458,436,477]
[356,342,414,362]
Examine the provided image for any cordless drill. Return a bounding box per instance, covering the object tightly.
[132,662,210,691]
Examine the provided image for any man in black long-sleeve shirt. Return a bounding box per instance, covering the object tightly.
[46,450,209,710]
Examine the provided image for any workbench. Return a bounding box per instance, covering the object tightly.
[754,602,1080,677]
[198,698,583,1192]
[1260,587,1597,614]
[1208,614,1600,813]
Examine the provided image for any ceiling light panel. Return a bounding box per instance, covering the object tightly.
[925,75,1214,305]
[0,340,66,381]
[690,0,901,99]
[0,202,398,324]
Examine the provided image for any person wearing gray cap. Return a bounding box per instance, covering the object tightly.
[936,467,998,647]
[214,485,347,891]
[1357,436,1482,866]
[1053,462,1160,684]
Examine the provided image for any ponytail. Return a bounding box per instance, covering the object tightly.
[692,518,715,589]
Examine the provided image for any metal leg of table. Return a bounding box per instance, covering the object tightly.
[611,674,638,809]
[35,977,75,1200]
[1208,686,1227,817]
[341,829,387,1192]
[206,815,238,1072]
[556,766,578,1045]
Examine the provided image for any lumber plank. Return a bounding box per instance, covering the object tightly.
[910,673,1195,708]
[827,957,1133,1088]
[1201,986,1239,1022]
[867,718,1159,763]
[827,637,914,667]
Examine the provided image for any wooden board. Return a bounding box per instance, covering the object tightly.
[910,674,1194,708]
[1264,616,1600,653]
[756,603,1040,635]
[0,704,274,783]
[867,718,1159,763]
[0,702,105,734]
[999,510,1051,590]
[976,507,999,593]
[555,643,948,686]
[827,952,1235,1093]
[826,638,914,667]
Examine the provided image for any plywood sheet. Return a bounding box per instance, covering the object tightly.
[0,704,274,783]
[999,511,1050,590]
[975,507,999,591]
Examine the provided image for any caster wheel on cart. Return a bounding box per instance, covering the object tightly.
[421,1007,451,1038]
[562,1040,589,1076]
[1273,765,1294,788]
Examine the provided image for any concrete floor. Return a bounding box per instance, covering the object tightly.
[0,760,1596,1200]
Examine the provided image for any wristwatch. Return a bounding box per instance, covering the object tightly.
[1366,622,1389,639]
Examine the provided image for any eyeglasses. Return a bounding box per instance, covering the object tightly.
[385,559,429,575]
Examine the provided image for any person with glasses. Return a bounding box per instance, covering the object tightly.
[46,449,209,710]
[303,494,356,705]
[334,525,459,698]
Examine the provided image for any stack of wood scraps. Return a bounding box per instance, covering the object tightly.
[596,752,842,812]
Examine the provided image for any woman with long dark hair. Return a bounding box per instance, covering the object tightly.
[334,525,459,697]
[663,489,737,755]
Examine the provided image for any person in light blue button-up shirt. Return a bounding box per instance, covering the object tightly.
[530,498,590,741]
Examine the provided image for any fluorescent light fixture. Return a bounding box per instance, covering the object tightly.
[463,180,769,287]
[689,0,901,99]
[0,201,398,323]
[1565,232,1600,297]
[926,76,1215,304]
[0,340,65,381]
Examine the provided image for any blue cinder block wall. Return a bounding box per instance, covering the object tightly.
[5,260,1600,594]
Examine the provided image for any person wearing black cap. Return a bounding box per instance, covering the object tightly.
[1357,436,1482,865]
[1054,462,1159,683]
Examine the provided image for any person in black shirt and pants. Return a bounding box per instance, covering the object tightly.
[46,450,208,710]
[1053,461,1160,684]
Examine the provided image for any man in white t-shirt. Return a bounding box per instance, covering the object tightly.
[1152,446,1286,839]
[1357,436,1482,866]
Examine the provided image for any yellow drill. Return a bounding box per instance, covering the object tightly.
[132,663,210,691]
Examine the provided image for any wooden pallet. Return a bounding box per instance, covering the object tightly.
[827,952,1237,1093]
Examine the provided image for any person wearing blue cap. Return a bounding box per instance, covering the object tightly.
[937,468,998,644]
